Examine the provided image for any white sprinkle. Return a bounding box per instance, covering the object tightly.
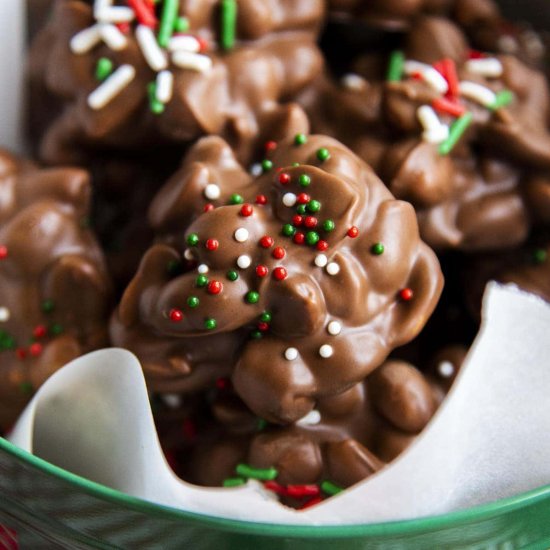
[459,81,497,107]
[314,254,328,267]
[136,25,168,71]
[404,60,448,94]
[204,183,221,200]
[168,35,201,53]
[282,193,297,207]
[88,64,136,110]
[234,228,249,243]
[284,347,298,361]
[341,73,367,91]
[183,249,194,260]
[99,23,128,51]
[319,344,334,358]
[70,25,103,54]
[93,0,111,17]
[197,264,209,274]
[172,51,212,73]
[417,105,449,144]
[237,255,251,269]
[498,35,518,54]
[156,70,174,104]
[327,321,342,335]
[465,58,503,78]
[326,262,340,276]
[250,163,263,177]
[161,393,182,409]
[296,410,321,426]
[0,307,10,322]
[437,360,455,378]
[95,6,135,24]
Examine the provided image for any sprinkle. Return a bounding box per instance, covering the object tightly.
[386,50,405,82]
[99,23,128,51]
[326,262,340,276]
[437,360,455,378]
[294,133,307,146]
[260,311,272,322]
[204,184,221,200]
[278,172,291,185]
[256,265,268,277]
[169,308,183,322]
[399,288,414,301]
[489,89,514,111]
[272,247,285,259]
[158,0,179,47]
[161,393,182,409]
[438,112,473,155]
[371,242,385,255]
[264,481,286,495]
[147,82,165,114]
[0,246,7,260]
[197,264,209,274]
[95,5,135,24]
[172,51,213,72]
[299,174,311,187]
[404,60,448,94]
[322,220,335,232]
[258,322,269,331]
[307,200,321,213]
[533,248,547,264]
[300,496,323,509]
[237,255,252,269]
[250,330,262,339]
[41,299,54,313]
[293,232,305,245]
[174,16,190,33]
[297,193,310,204]
[273,267,287,281]
[187,296,199,308]
[168,35,201,53]
[207,280,223,295]
[459,81,496,107]
[205,239,219,251]
[284,347,298,360]
[245,291,260,304]
[234,228,249,243]
[296,410,321,426]
[223,477,246,488]
[226,269,239,281]
[265,140,277,152]
[432,97,466,117]
[317,240,328,251]
[196,274,208,287]
[20,382,33,395]
[50,323,64,336]
[315,254,328,267]
[321,480,343,496]
[261,159,273,172]
[304,216,317,228]
[255,194,267,205]
[250,163,263,177]
[156,70,174,103]
[347,226,359,238]
[0,308,9,322]
[282,224,296,237]
[127,0,157,27]
[88,64,136,110]
[95,57,113,81]
[293,215,303,226]
[187,233,199,246]
[220,0,238,51]
[287,484,321,498]
[465,57,503,78]
[327,321,342,335]
[306,232,319,246]
[282,193,297,207]
[440,58,459,98]
[259,236,274,248]
[29,343,43,357]
[240,204,253,217]
[341,73,367,91]
[229,193,244,205]
[205,318,217,330]
[319,344,333,358]
[33,325,47,339]
[417,105,449,144]
[70,25,103,54]
[316,148,330,162]
[236,464,278,481]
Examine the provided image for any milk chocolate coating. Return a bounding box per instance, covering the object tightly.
[28,0,323,166]
[0,150,112,429]
[111,134,443,423]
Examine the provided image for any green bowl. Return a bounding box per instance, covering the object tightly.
[1,437,550,549]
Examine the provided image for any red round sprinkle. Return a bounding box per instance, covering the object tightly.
[278,172,291,185]
[203,203,215,212]
[399,288,414,301]
[347,226,359,238]
[292,215,303,226]
[258,322,269,331]
[215,377,229,390]
[255,194,267,205]
[273,267,288,281]
[16,348,26,360]
[256,265,268,277]
[259,235,274,248]
[304,216,318,228]
[316,240,329,251]
[0,245,7,260]
[272,246,285,259]
[29,342,43,357]
[169,308,184,322]
[205,238,219,251]
[240,204,253,217]
[33,325,47,339]
[207,280,223,295]
[293,232,305,245]
[297,193,310,204]
[197,36,209,52]
[265,140,277,152]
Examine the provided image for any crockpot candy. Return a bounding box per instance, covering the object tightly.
[28,0,323,166]
[111,133,443,423]
[0,150,112,429]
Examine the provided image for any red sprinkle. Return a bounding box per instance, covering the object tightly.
[255,265,268,277]
[240,204,253,217]
[399,288,414,301]
[127,0,157,27]
[203,203,215,213]
[258,322,269,331]
[33,325,47,339]
[0,245,8,260]
[16,348,26,360]
[259,236,274,248]
[347,226,359,238]
[207,280,223,295]
[432,97,466,117]
[215,377,229,390]
[442,58,459,99]
[264,481,286,495]
[292,215,303,226]
[286,484,321,498]
[293,232,305,245]
[29,343,43,357]
[205,239,219,251]
[278,173,291,185]
[272,246,285,259]
[316,240,329,251]
[411,71,423,80]
[169,308,184,322]
[304,216,318,228]
[297,193,310,204]
[299,496,323,510]
[116,22,131,34]
[432,61,445,75]
[468,49,485,59]
[256,195,268,205]
[196,37,209,52]
[265,140,277,152]
[273,267,288,281]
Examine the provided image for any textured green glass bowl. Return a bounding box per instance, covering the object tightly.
[1,437,550,549]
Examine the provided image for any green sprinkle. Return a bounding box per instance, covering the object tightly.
[187,233,199,246]
[250,330,262,339]
[299,174,311,187]
[245,291,260,304]
[0,331,15,350]
[220,0,237,51]
[489,89,514,111]
[229,193,244,205]
[41,300,55,314]
[49,323,64,336]
[261,159,273,172]
[323,220,335,232]
[260,311,272,323]
[257,418,267,431]
[316,148,330,162]
[167,260,183,276]
[157,0,179,48]
[292,162,300,167]
[282,223,296,237]
[147,82,165,115]
[235,463,278,481]
[205,318,217,330]
[307,200,321,213]
[294,133,307,146]
[306,231,320,246]
[386,50,405,82]
[196,274,208,287]
[296,204,307,215]
[187,296,200,308]
[533,248,547,264]
[19,382,34,395]
[223,477,246,487]
[438,112,473,156]
[321,480,343,496]
[174,16,189,33]
[95,57,113,81]
[371,242,385,255]
[226,270,239,281]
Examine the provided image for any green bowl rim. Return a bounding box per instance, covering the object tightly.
[2,436,550,538]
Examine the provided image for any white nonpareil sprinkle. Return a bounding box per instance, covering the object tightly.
[197,264,209,274]
[284,347,298,361]
[172,51,212,73]
[459,81,497,107]
[95,6,135,24]
[464,58,503,78]
[437,360,455,378]
[183,249,194,260]
[136,25,168,71]
[88,64,136,110]
[204,183,221,200]
[156,70,174,104]
[234,228,249,243]
[326,262,340,276]
[70,25,103,54]
[341,73,367,92]
[319,344,334,358]
[314,254,328,267]
[417,105,449,144]
[168,35,201,53]
[404,60,448,94]
[249,163,263,177]
[237,255,251,269]
[161,393,182,409]
[0,307,10,322]
[99,23,128,51]
[282,193,297,207]
[327,320,342,335]
[296,410,321,426]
